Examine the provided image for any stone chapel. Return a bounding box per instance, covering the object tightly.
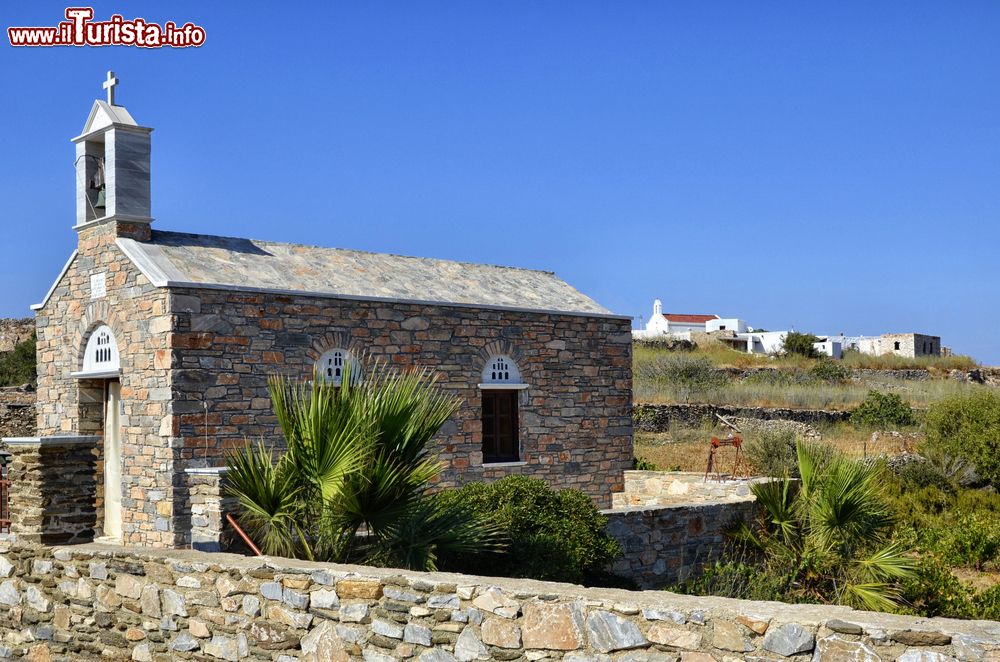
[2,75,633,549]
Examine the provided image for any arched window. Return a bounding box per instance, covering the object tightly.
[317,348,360,386]
[75,324,120,378]
[481,355,522,385]
[480,355,525,464]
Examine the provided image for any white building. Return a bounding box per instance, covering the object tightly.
[730,331,841,358]
[706,318,749,334]
[635,299,719,338]
[633,299,844,359]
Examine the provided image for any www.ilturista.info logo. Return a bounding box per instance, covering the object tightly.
[8,7,206,48]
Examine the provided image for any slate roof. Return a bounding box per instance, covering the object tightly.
[116,231,620,318]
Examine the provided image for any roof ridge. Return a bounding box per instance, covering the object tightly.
[150,230,558,276]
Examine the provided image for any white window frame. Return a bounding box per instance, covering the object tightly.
[316,348,360,386]
[478,354,528,390]
[71,324,121,379]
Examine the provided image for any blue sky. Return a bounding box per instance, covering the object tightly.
[2,2,999,362]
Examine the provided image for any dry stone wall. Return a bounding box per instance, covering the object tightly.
[0,541,997,661]
[611,472,765,508]
[633,403,850,432]
[0,388,35,439]
[604,500,758,589]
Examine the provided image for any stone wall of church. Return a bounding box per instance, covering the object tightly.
[167,288,633,508]
[33,222,177,548]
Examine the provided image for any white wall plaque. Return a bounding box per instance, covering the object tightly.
[91,273,107,299]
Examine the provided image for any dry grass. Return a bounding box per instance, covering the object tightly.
[635,343,991,410]
[635,376,987,410]
[634,423,921,474]
[633,342,812,370]
[634,340,978,372]
[840,350,977,372]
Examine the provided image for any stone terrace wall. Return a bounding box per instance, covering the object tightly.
[605,473,780,589]
[633,403,850,432]
[611,472,766,508]
[605,500,757,589]
[0,542,998,661]
[0,388,35,439]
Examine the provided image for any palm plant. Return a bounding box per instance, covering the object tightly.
[225,361,503,570]
[734,441,916,611]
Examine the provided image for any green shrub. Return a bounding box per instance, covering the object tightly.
[809,360,849,384]
[955,488,1000,515]
[934,512,1000,571]
[745,432,834,479]
[850,391,915,428]
[437,476,621,585]
[782,332,820,358]
[900,556,974,618]
[893,460,955,496]
[972,584,1000,621]
[672,561,790,603]
[634,456,658,471]
[905,485,953,518]
[745,429,798,477]
[925,391,1000,488]
[0,334,36,387]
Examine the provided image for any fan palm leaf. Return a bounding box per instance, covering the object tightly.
[227,357,498,572]
[224,441,303,558]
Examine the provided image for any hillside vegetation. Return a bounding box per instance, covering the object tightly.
[0,334,36,387]
[635,337,977,372]
[635,340,984,411]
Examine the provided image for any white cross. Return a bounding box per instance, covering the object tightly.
[103,70,119,105]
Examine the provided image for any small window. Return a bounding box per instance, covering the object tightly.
[482,390,519,463]
[481,355,522,385]
[317,348,359,386]
[894,341,901,351]
[81,325,120,375]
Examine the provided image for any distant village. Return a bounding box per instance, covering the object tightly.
[633,298,946,359]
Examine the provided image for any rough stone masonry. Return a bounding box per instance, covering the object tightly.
[0,541,996,661]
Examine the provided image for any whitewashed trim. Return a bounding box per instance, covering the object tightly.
[30,250,78,311]
[80,325,120,375]
[70,369,121,380]
[115,237,173,286]
[482,461,529,468]
[116,239,631,322]
[183,466,229,476]
[71,122,153,144]
[2,435,100,447]
[478,383,530,391]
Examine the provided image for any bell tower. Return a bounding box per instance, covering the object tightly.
[71,71,154,240]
